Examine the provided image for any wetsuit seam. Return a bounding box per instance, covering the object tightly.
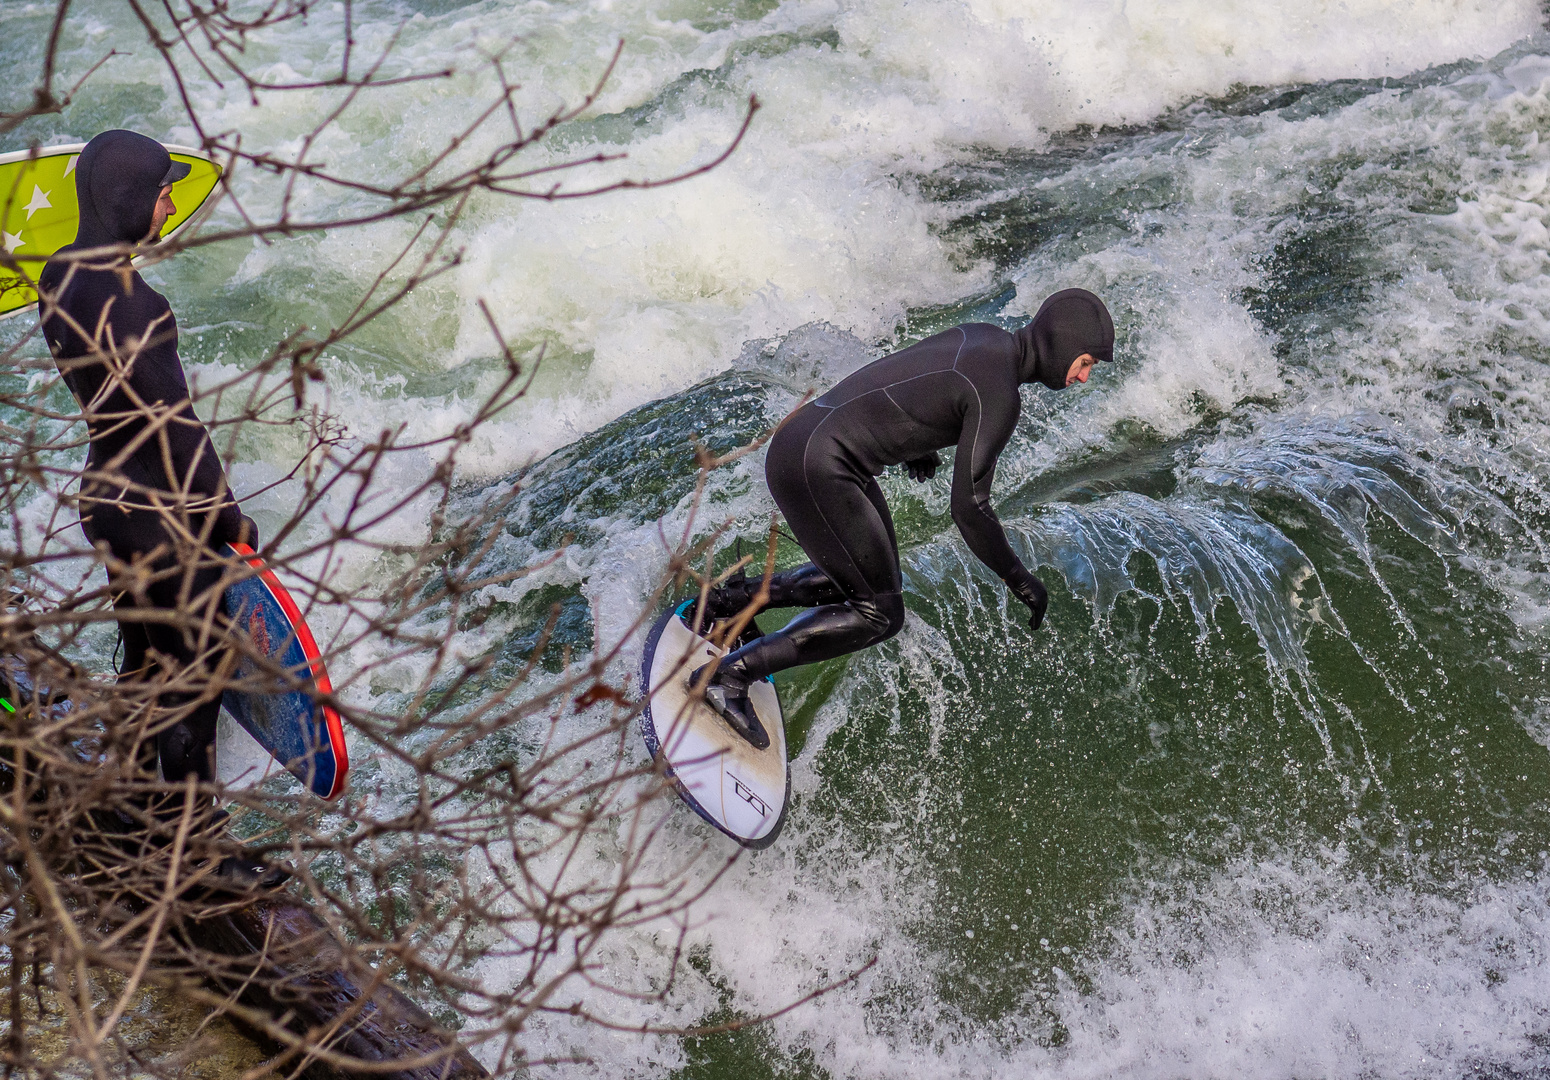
[799,405,876,597]
[879,371,953,428]
[948,326,969,372]
[946,327,993,512]
[959,369,991,512]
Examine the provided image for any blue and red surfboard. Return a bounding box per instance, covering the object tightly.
[220,543,349,799]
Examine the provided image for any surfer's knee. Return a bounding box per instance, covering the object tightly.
[854,591,905,645]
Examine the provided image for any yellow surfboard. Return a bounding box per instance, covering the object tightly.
[0,143,222,320]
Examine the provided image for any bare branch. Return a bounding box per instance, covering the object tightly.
[0,4,832,1076]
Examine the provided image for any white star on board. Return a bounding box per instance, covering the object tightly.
[23,185,50,219]
[63,155,78,177]
[2,231,25,254]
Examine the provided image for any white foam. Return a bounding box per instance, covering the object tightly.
[39,0,1534,468]
[20,5,1550,1073]
[497,777,1550,1079]
[1048,852,1550,1080]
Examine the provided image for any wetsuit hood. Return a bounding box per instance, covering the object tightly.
[73,130,185,248]
[1015,288,1116,390]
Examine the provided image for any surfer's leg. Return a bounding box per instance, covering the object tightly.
[84,509,151,685]
[719,470,905,679]
[87,508,287,889]
[756,419,905,666]
[99,511,230,790]
[767,405,902,598]
[86,528,222,866]
[699,406,851,624]
[700,562,847,621]
[134,545,293,892]
[694,414,903,745]
[140,553,227,786]
[695,493,902,747]
[107,593,164,787]
[95,514,172,780]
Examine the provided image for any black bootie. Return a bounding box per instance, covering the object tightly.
[698,562,845,623]
[203,852,294,895]
[691,654,770,750]
[697,569,762,623]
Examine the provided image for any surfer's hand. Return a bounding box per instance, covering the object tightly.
[1007,573,1048,631]
[239,515,261,551]
[905,452,940,482]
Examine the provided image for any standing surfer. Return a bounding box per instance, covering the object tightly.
[694,290,1115,748]
[38,130,276,887]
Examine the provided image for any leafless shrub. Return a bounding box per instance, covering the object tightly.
[0,3,870,1077]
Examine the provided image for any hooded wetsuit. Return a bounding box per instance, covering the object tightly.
[706,290,1115,695]
[38,130,239,786]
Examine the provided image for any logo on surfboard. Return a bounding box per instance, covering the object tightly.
[730,773,770,818]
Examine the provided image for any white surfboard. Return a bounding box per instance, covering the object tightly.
[639,600,789,848]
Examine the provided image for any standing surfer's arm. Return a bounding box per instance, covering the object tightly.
[116,299,245,544]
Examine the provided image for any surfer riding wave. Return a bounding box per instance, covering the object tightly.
[694,290,1116,748]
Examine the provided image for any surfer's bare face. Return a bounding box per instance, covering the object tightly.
[147,185,176,242]
[1065,353,1097,387]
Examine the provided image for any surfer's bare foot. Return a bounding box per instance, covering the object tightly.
[693,662,771,750]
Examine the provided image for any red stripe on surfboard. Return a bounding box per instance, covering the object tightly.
[228,543,349,799]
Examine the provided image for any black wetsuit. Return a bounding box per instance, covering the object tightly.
[39,130,241,786]
[699,290,1114,744]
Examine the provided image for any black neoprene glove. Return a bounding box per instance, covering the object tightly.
[1005,570,1048,631]
[238,514,261,552]
[904,451,941,482]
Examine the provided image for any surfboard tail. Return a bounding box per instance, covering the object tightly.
[222,543,349,799]
[639,601,790,848]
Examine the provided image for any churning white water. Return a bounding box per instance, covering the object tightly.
[12,0,1550,1076]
